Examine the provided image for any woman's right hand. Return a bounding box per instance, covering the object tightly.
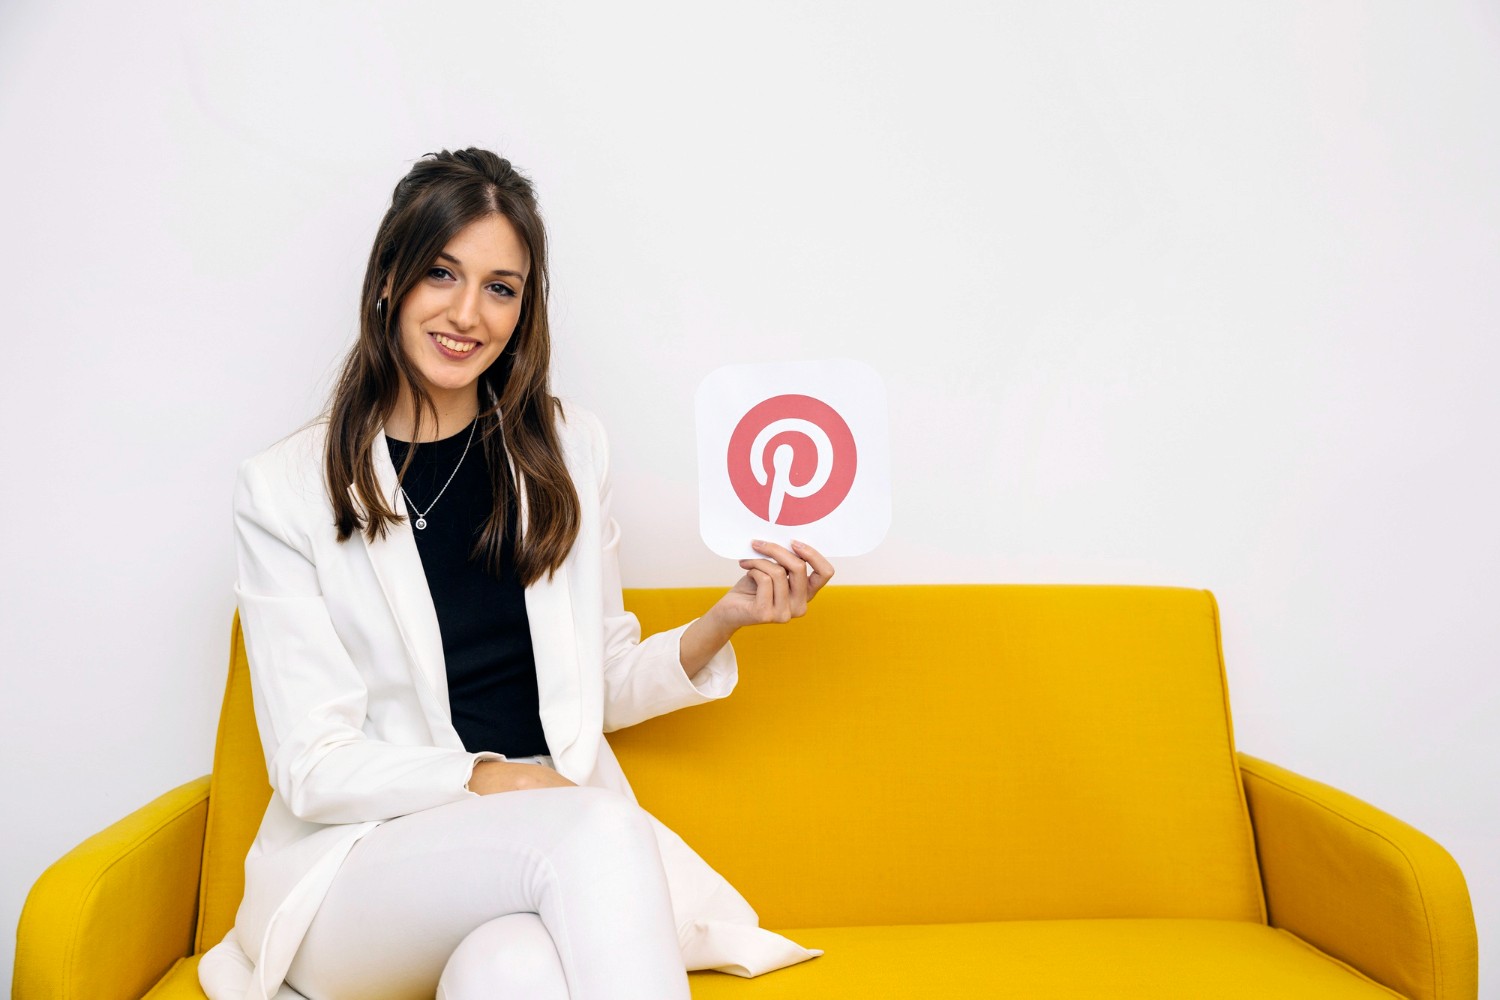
[466,760,578,795]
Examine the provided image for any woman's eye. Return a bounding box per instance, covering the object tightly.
[489,284,516,297]
[428,266,452,280]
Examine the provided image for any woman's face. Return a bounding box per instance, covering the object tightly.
[386,213,530,399]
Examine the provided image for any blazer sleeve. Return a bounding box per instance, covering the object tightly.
[578,409,740,734]
[233,455,504,825]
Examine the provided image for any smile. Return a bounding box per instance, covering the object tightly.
[429,332,479,357]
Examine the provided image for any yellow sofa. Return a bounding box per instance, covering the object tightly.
[15,585,1479,998]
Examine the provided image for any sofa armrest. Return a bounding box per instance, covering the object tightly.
[1237,753,1477,1000]
[14,775,212,1000]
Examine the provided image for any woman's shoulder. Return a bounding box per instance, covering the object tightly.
[240,415,328,475]
[552,395,609,476]
[552,396,605,447]
[235,416,331,512]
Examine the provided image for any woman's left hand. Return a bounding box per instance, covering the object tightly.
[712,538,836,630]
[679,539,836,679]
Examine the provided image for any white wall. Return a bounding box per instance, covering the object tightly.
[3,0,1496,993]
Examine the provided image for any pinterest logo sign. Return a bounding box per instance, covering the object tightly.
[727,394,857,525]
[698,360,890,559]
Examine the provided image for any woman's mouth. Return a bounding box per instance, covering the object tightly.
[429,332,480,359]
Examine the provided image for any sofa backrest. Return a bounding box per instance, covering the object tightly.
[196,584,1266,950]
[611,585,1267,929]
[196,612,271,954]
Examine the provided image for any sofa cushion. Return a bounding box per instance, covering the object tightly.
[147,922,1402,999]
[686,919,1402,998]
[140,954,202,998]
[613,585,1266,928]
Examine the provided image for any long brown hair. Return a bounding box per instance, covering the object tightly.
[324,148,580,585]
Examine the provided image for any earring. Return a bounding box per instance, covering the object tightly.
[375,298,387,319]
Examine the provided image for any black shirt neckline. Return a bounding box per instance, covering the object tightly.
[384,416,480,449]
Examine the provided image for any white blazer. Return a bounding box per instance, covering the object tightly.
[198,399,822,1000]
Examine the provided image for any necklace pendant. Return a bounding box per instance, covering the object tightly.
[414,517,428,530]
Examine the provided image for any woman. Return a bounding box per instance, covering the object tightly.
[198,148,831,1000]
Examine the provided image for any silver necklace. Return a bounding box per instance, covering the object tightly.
[397,418,477,530]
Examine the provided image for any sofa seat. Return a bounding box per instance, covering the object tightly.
[127,918,1399,998]
[686,919,1402,999]
[138,955,201,998]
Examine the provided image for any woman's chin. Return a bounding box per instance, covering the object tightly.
[414,373,481,399]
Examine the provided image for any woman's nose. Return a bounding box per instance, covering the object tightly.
[447,286,480,329]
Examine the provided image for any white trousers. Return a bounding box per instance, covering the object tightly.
[283,756,690,1000]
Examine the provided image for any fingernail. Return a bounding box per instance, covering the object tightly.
[790,539,804,549]
[751,539,765,548]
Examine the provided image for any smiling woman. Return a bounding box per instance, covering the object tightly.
[198,148,832,1000]
[384,221,529,424]
[326,151,583,587]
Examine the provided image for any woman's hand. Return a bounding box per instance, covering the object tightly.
[715,539,836,629]
[467,760,578,795]
[678,539,835,680]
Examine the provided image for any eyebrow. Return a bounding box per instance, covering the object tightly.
[436,251,525,279]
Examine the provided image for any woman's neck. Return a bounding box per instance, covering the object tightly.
[384,386,480,443]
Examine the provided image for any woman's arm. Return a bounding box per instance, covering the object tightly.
[577,407,834,727]
[234,454,505,824]
[560,407,738,732]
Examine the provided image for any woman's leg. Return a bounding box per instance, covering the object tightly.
[436,912,568,1000]
[283,784,688,1000]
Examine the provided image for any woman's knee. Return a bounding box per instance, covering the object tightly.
[555,787,657,852]
[437,912,568,1000]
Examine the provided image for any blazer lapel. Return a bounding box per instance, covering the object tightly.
[352,427,456,743]
[513,457,585,764]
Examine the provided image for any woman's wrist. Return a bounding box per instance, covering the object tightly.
[679,608,738,680]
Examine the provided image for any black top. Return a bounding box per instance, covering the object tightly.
[384,418,549,758]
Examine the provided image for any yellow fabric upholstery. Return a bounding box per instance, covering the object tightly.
[195,613,271,955]
[1239,754,1479,1000]
[136,922,1408,999]
[685,919,1406,998]
[141,956,203,999]
[15,585,1478,999]
[613,585,1265,928]
[14,776,209,1000]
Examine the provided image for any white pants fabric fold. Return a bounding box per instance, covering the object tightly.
[283,757,690,1000]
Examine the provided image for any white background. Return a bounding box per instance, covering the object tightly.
[2,1,1496,994]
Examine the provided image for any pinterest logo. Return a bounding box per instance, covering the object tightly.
[697,359,889,558]
[726,394,858,525]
